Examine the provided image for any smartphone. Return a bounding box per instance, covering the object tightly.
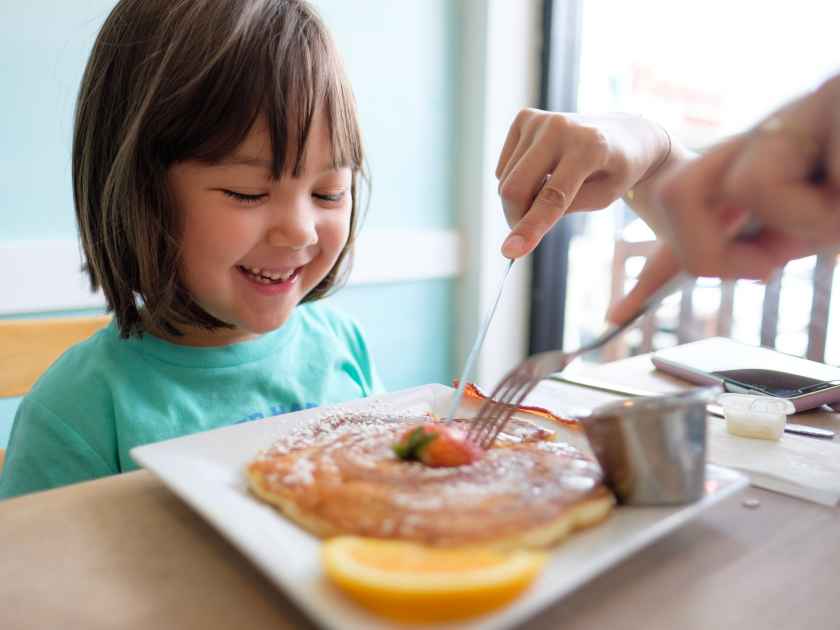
[651,337,840,412]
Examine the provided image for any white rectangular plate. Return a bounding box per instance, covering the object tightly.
[132,384,749,630]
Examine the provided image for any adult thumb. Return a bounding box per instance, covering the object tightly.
[606,244,681,326]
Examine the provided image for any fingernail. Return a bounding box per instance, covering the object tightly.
[502,234,526,258]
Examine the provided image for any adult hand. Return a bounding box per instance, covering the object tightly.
[496,110,673,259]
[609,74,840,324]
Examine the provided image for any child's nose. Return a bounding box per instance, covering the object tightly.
[265,202,318,250]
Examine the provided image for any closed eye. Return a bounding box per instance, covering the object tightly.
[313,191,346,203]
[222,190,267,204]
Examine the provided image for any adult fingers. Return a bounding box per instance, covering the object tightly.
[753,228,821,265]
[741,183,840,245]
[497,138,553,227]
[828,79,840,185]
[658,136,750,269]
[501,153,592,258]
[722,130,840,243]
[564,170,622,213]
[497,111,548,194]
[604,232,808,328]
[496,113,523,180]
[497,130,534,197]
[656,135,797,279]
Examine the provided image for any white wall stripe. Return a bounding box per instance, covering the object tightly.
[0,240,102,315]
[0,228,461,315]
[349,228,461,286]
[455,0,539,389]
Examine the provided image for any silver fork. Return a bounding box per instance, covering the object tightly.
[465,271,692,448]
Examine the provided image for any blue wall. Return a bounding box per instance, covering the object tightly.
[0,1,461,444]
[314,0,460,391]
[316,0,459,231]
[0,2,109,239]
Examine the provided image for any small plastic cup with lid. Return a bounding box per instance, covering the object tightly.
[718,393,796,441]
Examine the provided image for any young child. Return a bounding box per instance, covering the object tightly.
[0,0,383,499]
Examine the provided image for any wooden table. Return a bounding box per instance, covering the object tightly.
[2,364,839,630]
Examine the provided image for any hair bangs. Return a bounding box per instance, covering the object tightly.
[159,0,362,181]
[262,10,363,179]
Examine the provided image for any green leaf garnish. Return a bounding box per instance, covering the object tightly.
[393,427,438,460]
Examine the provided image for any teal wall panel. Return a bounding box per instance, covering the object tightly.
[315,0,459,230]
[0,1,459,237]
[0,1,109,239]
[325,278,456,392]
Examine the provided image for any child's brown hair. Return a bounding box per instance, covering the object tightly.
[73,0,365,338]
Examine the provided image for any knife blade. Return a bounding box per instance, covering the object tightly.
[444,258,515,422]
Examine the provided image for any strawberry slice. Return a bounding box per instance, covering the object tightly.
[393,423,483,468]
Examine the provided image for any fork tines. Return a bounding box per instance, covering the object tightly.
[466,374,539,449]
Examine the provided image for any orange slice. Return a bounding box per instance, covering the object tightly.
[321,536,547,622]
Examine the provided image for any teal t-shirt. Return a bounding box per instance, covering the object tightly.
[0,302,384,499]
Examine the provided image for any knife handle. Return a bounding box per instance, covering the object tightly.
[784,423,836,439]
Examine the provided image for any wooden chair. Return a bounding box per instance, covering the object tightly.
[605,238,658,361]
[0,315,111,469]
[607,235,837,362]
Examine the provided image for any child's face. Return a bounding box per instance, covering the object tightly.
[167,112,352,346]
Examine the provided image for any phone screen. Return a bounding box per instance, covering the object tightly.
[713,369,840,398]
[652,337,840,400]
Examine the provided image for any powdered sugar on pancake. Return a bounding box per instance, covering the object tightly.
[259,409,431,458]
[248,411,610,546]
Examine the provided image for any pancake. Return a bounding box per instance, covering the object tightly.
[459,381,582,430]
[247,412,614,549]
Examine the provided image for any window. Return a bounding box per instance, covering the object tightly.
[551,0,840,362]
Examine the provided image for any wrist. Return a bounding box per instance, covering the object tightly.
[637,121,672,186]
[626,122,695,204]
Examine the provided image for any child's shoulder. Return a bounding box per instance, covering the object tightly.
[294,301,381,393]
[26,320,124,404]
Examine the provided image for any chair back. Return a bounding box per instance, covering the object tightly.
[608,237,837,362]
[0,315,111,398]
[0,315,110,470]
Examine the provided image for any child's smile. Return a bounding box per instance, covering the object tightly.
[236,264,303,294]
[238,265,300,287]
[165,111,353,346]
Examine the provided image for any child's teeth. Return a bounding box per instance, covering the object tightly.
[243,266,296,282]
